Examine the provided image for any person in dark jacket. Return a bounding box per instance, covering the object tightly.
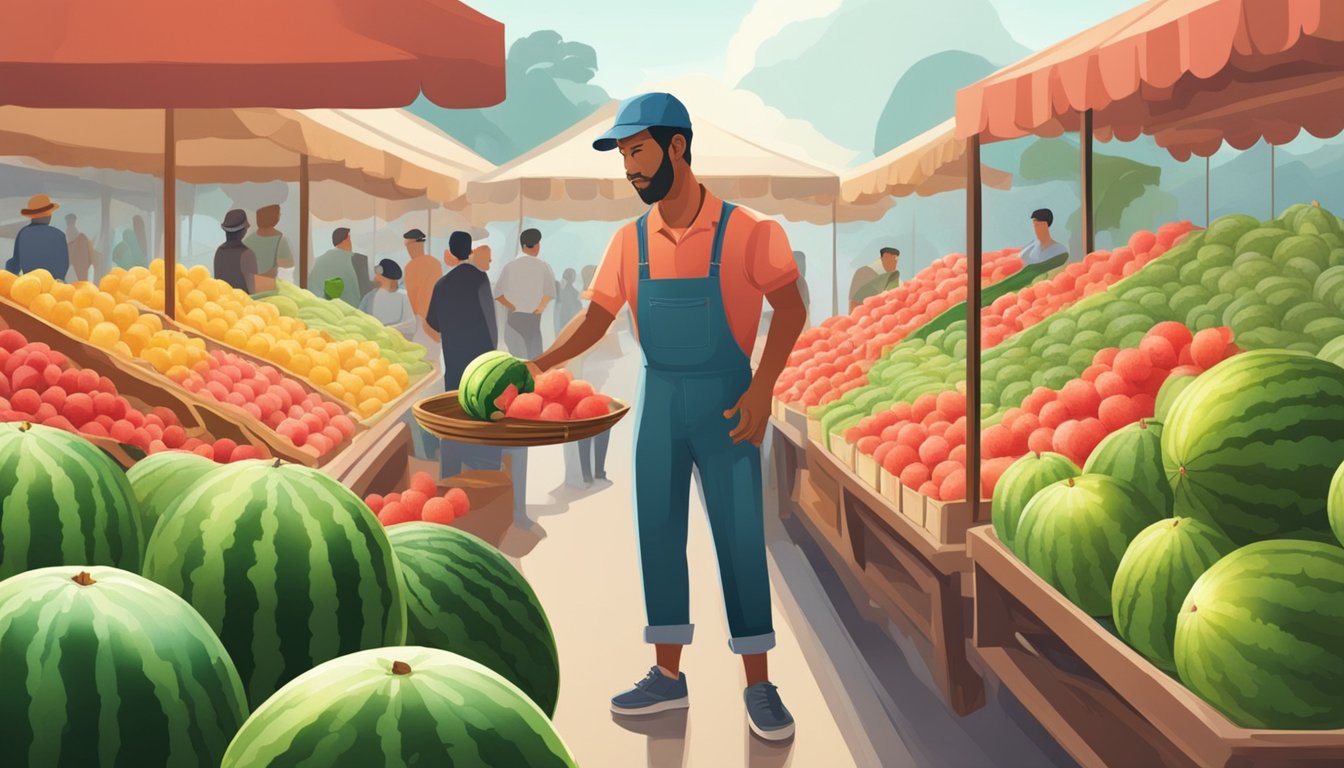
[214,209,258,293]
[6,194,69,277]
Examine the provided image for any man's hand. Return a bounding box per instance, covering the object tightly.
[533,306,545,315]
[525,360,544,380]
[725,381,771,446]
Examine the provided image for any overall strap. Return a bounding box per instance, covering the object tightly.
[636,212,651,281]
[708,202,737,279]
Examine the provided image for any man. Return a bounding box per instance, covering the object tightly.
[243,204,296,293]
[426,231,502,478]
[66,213,99,282]
[848,247,901,311]
[470,242,493,272]
[7,194,69,277]
[403,228,441,352]
[308,228,366,305]
[1020,208,1069,268]
[496,228,556,359]
[528,93,806,741]
[359,259,416,339]
[214,209,257,293]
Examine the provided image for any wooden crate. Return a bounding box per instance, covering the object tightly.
[830,436,856,471]
[924,497,991,545]
[879,468,903,513]
[853,449,880,490]
[799,440,845,543]
[782,402,809,441]
[441,470,514,547]
[901,482,927,527]
[968,526,1344,768]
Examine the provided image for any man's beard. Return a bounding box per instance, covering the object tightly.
[630,153,675,205]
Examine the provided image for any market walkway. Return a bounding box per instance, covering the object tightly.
[489,334,1075,768]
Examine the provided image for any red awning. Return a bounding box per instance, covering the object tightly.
[0,0,504,109]
[955,0,1344,159]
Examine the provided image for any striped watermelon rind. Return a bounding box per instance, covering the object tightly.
[142,459,407,708]
[0,421,142,578]
[459,351,535,420]
[1162,349,1344,544]
[221,646,577,768]
[125,450,218,544]
[0,566,248,767]
[387,522,561,716]
[1111,517,1235,673]
[991,452,1080,549]
[1330,461,1344,548]
[1175,539,1344,729]
[1084,419,1173,515]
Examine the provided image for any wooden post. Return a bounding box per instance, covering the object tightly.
[299,154,310,289]
[1270,144,1276,219]
[965,136,983,520]
[1205,156,1211,227]
[164,108,177,319]
[1080,109,1094,255]
[831,198,839,318]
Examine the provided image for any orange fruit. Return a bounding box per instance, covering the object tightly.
[9,274,42,305]
[287,352,313,376]
[0,270,16,297]
[143,347,171,371]
[91,291,116,318]
[49,301,76,327]
[66,316,91,340]
[308,366,334,386]
[29,293,58,319]
[90,321,121,348]
[111,303,140,331]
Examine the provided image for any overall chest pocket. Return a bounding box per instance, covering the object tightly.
[643,297,711,350]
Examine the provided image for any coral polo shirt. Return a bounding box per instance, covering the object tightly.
[589,188,800,357]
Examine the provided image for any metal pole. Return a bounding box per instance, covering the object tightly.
[1270,144,1277,219]
[299,154,310,289]
[1080,109,1095,255]
[965,135,983,518]
[164,108,177,318]
[831,198,839,318]
[1205,156,1211,227]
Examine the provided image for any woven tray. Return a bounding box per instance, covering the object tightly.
[413,391,630,447]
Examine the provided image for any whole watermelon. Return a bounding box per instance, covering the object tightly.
[142,459,406,707]
[1084,419,1172,514]
[1154,374,1196,422]
[1175,539,1344,729]
[990,451,1080,549]
[221,646,577,768]
[1330,461,1344,547]
[459,351,534,421]
[1162,350,1344,544]
[1111,517,1235,673]
[0,566,248,767]
[125,450,218,542]
[1015,475,1162,616]
[0,421,141,578]
[387,522,561,715]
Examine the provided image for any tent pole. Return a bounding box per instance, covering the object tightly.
[1080,109,1094,254]
[516,191,524,253]
[831,198,839,318]
[299,154,310,289]
[965,135,983,521]
[186,184,195,269]
[1270,144,1276,219]
[164,108,177,319]
[1205,156,1211,227]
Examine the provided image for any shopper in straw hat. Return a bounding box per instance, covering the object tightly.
[5,194,69,278]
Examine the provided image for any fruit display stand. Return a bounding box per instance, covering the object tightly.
[967,526,1344,768]
[440,470,514,547]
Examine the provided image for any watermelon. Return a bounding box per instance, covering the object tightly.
[1163,350,1344,544]
[221,646,577,768]
[125,450,218,543]
[1154,374,1196,422]
[1015,475,1162,616]
[1175,539,1344,729]
[142,459,406,707]
[386,523,561,715]
[1330,461,1344,547]
[990,452,1080,549]
[1111,518,1235,673]
[459,351,535,421]
[1084,419,1172,514]
[0,566,248,767]
[0,421,141,578]
[1319,336,1344,369]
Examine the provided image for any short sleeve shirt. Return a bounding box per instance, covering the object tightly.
[495,255,557,311]
[589,188,799,357]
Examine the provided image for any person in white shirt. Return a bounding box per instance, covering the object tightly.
[1020,208,1069,267]
[495,228,556,358]
[359,259,416,339]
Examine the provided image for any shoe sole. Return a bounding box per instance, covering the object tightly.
[610,697,690,716]
[748,718,796,742]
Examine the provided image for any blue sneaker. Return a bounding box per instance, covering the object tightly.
[611,667,689,715]
[745,682,795,741]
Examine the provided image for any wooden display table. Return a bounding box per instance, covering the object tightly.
[968,526,1344,768]
[320,367,441,498]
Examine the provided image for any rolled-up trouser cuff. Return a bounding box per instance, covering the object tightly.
[644,624,694,645]
[728,632,776,655]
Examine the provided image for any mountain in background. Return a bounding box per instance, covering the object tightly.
[873,50,998,155]
[736,0,1029,156]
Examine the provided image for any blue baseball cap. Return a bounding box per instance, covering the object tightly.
[593,93,692,151]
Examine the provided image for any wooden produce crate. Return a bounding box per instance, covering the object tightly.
[968,526,1344,768]
[831,435,856,471]
[441,470,514,547]
[924,496,991,546]
[853,447,880,490]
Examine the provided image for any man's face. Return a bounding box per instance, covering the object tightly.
[405,239,424,258]
[881,252,898,272]
[1033,218,1050,239]
[618,131,677,205]
[470,245,492,271]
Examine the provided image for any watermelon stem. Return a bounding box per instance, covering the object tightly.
[1066,478,1076,487]
[72,571,96,586]
[391,661,412,676]
[18,421,32,433]
[1138,418,1148,429]
[272,458,283,468]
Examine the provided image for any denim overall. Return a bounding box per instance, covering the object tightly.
[633,201,775,655]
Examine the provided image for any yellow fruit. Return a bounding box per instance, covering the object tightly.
[354,366,376,386]
[111,303,140,331]
[140,313,163,333]
[183,289,207,310]
[186,337,206,352]
[188,265,210,284]
[29,293,58,319]
[305,335,327,351]
[389,364,409,387]
[222,328,247,348]
[118,273,136,296]
[324,381,345,399]
[185,308,208,328]
[375,375,402,397]
[90,321,121,348]
[124,323,152,350]
[165,365,192,382]
[357,398,382,417]
[223,309,240,326]
[150,259,165,277]
[288,352,313,376]
[50,282,75,301]
[112,341,133,358]
[342,393,359,408]
[66,316,91,340]
[129,266,151,281]
[246,335,271,357]
[305,365,332,386]
[143,347,171,371]
[78,307,104,326]
[0,270,15,297]
[129,281,155,305]
[335,371,362,392]
[348,350,371,368]
[357,340,380,359]
[49,301,76,327]
[91,291,116,318]
[357,385,389,404]
[269,344,293,366]
[9,274,42,305]
[72,283,97,308]
[205,318,229,339]
[168,345,192,367]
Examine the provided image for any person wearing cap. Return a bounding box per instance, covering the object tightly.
[528,93,806,740]
[243,204,296,293]
[495,228,556,359]
[6,194,69,277]
[359,259,416,339]
[214,209,258,293]
[308,227,365,306]
[403,228,441,350]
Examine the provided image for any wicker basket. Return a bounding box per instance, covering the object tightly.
[413,391,630,447]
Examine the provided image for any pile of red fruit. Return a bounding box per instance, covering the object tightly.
[174,349,356,457]
[500,369,614,421]
[775,248,1023,408]
[0,328,261,461]
[367,471,470,526]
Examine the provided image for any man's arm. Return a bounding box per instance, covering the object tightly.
[496,295,517,311]
[5,233,20,273]
[425,282,442,336]
[728,281,805,445]
[532,303,617,374]
[534,294,552,314]
[535,264,557,313]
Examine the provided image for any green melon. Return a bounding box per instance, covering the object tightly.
[0,421,141,578]
[991,452,1081,549]
[1282,302,1330,334]
[125,451,219,543]
[1084,418,1172,514]
[1199,266,1231,296]
[1295,206,1341,237]
[1320,336,1344,368]
[1175,539,1344,729]
[1235,228,1290,260]
[386,523,560,716]
[1154,374,1197,422]
[1272,234,1331,272]
[1204,214,1260,248]
[1331,461,1344,547]
[1304,316,1344,345]
[0,566,248,767]
[142,459,406,708]
[459,351,535,421]
[1015,475,1162,616]
[1163,350,1344,544]
[221,647,577,768]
